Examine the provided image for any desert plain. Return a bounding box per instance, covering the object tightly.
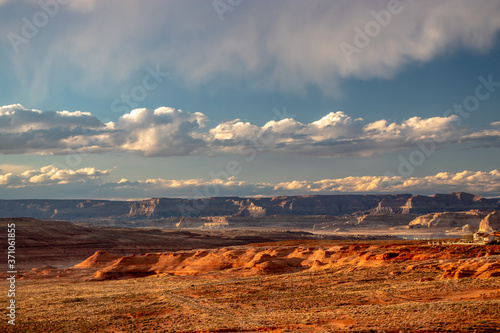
[1,215,500,333]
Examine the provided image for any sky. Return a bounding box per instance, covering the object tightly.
[0,0,500,199]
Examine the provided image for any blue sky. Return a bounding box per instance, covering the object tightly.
[0,0,500,199]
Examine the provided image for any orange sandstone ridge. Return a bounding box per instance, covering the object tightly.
[72,243,500,281]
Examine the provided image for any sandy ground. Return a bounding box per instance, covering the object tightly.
[1,239,500,332]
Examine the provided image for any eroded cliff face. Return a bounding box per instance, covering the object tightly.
[356,214,417,227]
[128,198,160,217]
[0,192,498,221]
[176,216,230,229]
[478,211,500,233]
[409,210,490,230]
[371,196,412,214]
[125,193,499,218]
[401,193,498,214]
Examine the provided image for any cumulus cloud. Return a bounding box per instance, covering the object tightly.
[109,107,208,156]
[2,166,500,198]
[0,165,110,188]
[66,169,500,198]
[0,104,101,132]
[208,111,464,157]
[0,104,207,156]
[273,170,500,196]
[1,104,499,157]
[0,104,106,154]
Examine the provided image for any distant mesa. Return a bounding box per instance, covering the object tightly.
[0,192,498,222]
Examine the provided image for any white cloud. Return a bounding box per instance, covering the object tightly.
[207,111,464,157]
[210,120,260,142]
[273,170,500,196]
[0,104,105,154]
[0,165,110,188]
[109,107,208,156]
[0,104,207,156]
[0,104,99,133]
[2,166,500,198]
[0,104,498,157]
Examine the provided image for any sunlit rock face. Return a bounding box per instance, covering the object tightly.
[409,211,489,230]
[478,211,500,233]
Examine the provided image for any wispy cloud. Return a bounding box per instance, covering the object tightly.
[2,0,499,100]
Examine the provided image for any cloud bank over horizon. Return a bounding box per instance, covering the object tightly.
[1,165,500,199]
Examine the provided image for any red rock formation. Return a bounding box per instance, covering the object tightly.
[441,259,500,279]
[76,243,500,281]
[73,251,121,268]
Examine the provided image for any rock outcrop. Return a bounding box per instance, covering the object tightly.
[371,195,412,214]
[478,211,500,233]
[74,251,121,268]
[409,210,489,230]
[72,243,500,280]
[441,257,500,279]
[176,216,230,229]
